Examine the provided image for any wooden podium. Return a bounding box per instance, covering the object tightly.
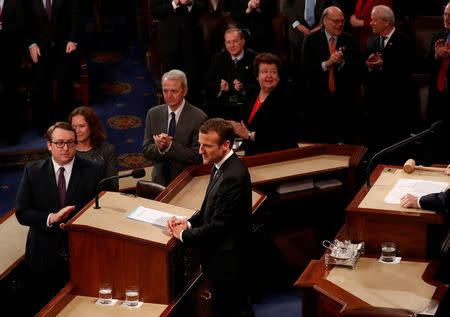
[345,165,448,257]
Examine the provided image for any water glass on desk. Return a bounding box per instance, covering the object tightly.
[381,242,397,262]
[98,283,112,304]
[125,286,139,307]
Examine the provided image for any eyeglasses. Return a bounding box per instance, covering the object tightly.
[325,16,346,24]
[50,140,77,148]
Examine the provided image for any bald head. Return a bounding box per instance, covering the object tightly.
[321,6,345,36]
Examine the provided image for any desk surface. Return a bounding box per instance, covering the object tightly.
[50,295,168,317]
[0,210,27,279]
[71,191,196,245]
[326,257,436,312]
[359,167,449,214]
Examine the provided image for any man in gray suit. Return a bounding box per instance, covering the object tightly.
[142,69,208,186]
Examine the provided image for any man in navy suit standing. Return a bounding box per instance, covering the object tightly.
[16,121,104,315]
[167,118,254,317]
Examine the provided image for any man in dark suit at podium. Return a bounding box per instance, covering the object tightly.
[16,122,104,315]
[167,118,254,317]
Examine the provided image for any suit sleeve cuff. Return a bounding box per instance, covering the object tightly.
[417,195,422,209]
[47,213,53,227]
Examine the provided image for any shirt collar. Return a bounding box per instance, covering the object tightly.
[214,149,234,170]
[168,99,185,122]
[231,50,245,62]
[383,27,396,42]
[324,29,337,44]
[52,156,75,175]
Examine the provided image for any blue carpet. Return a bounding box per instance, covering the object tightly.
[253,290,302,317]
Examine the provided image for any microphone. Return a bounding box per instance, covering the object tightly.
[94,168,146,209]
[365,120,443,188]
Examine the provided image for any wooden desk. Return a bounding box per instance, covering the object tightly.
[65,192,199,304]
[0,209,27,280]
[36,282,174,317]
[159,144,366,210]
[345,165,447,257]
[295,254,448,317]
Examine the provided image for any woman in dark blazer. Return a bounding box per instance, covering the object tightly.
[229,52,298,156]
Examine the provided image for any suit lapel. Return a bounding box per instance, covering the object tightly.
[45,158,60,209]
[65,157,81,206]
[175,102,190,139]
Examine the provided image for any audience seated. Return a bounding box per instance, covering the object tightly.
[301,6,362,144]
[229,52,298,156]
[68,106,119,191]
[205,28,258,121]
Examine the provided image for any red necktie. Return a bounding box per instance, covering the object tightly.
[437,42,450,92]
[329,37,336,93]
[58,167,66,208]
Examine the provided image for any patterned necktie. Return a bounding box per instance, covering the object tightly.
[304,0,315,27]
[437,41,450,92]
[46,0,52,20]
[210,165,217,182]
[58,167,66,208]
[168,112,176,137]
[328,36,336,93]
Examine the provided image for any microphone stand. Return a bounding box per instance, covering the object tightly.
[365,123,442,188]
[94,169,145,209]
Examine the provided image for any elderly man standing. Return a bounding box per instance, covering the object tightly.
[142,69,208,186]
[302,6,361,144]
[206,28,258,121]
[363,5,413,153]
[426,2,450,163]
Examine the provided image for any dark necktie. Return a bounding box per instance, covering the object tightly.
[380,36,387,50]
[210,165,218,182]
[168,112,176,137]
[162,112,176,184]
[46,0,52,20]
[58,167,66,208]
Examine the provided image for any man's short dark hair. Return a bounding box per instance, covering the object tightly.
[199,118,235,146]
[45,121,77,142]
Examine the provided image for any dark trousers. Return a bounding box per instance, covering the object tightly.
[210,278,254,317]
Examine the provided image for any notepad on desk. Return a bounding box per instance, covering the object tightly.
[276,179,314,194]
[127,206,186,227]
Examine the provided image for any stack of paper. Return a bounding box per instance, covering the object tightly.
[127,206,186,227]
[384,179,449,204]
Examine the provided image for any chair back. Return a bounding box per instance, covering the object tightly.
[135,180,166,200]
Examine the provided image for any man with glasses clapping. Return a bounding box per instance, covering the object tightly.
[15,121,104,316]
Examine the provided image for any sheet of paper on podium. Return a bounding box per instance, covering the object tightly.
[384,178,449,204]
[127,206,187,227]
